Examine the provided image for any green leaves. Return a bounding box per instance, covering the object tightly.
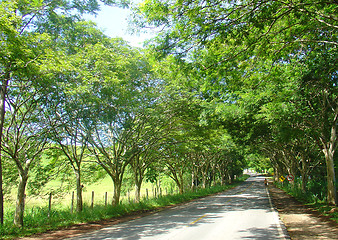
[134,0,337,204]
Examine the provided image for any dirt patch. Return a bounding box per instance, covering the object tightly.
[268,183,338,240]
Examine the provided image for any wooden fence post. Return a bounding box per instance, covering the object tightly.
[91,191,94,208]
[48,192,52,218]
[71,191,74,213]
[105,192,108,206]
[146,188,148,200]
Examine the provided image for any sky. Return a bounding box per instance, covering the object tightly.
[84,3,154,48]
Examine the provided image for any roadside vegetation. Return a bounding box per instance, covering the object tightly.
[0,0,336,239]
[1,175,248,239]
[275,178,338,223]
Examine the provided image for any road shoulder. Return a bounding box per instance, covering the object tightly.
[268,183,338,240]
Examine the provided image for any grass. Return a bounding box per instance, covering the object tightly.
[0,174,249,239]
[305,201,338,223]
[275,179,337,223]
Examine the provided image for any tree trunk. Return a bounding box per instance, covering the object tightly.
[191,172,195,190]
[300,156,308,193]
[75,169,83,212]
[191,167,200,189]
[131,156,144,203]
[14,173,28,228]
[323,145,336,205]
[227,172,232,184]
[173,176,184,194]
[112,179,122,205]
[322,115,336,206]
[230,174,234,184]
[135,180,142,203]
[220,174,225,185]
[323,149,337,205]
[0,153,3,225]
[201,172,207,188]
[179,173,184,194]
[0,77,9,225]
[211,165,216,186]
[273,166,279,182]
[218,167,225,185]
[178,182,183,194]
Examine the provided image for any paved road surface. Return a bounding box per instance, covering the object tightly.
[67,176,289,240]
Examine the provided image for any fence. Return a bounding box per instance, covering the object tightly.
[43,186,180,216]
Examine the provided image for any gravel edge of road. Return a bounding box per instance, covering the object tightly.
[265,186,291,240]
[267,181,338,240]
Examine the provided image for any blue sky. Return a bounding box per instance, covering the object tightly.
[85,3,153,47]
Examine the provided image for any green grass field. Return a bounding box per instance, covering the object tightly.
[6,175,173,211]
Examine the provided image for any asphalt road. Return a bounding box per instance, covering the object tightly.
[67,176,289,240]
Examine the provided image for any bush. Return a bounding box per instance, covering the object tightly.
[275,177,337,223]
[276,177,327,203]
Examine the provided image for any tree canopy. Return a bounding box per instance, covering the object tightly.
[0,0,336,230]
[135,0,337,205]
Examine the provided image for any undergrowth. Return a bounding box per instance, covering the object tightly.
[275,178,337,223]
[0,174,249,239]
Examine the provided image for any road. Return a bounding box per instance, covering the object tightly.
[67,176,289,240]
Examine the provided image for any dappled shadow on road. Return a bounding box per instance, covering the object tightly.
[238,224,282,239]
[68,176,278,240]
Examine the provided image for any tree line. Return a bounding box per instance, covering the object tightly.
[1,0,337,230]
[0,0,245,228]
[135,0,337,205]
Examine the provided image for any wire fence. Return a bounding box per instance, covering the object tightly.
[39,186,181,215]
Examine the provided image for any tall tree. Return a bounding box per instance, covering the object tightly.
[136,0,338,205]
[49,97,90,213]
[0,0,129,224]
[75,39,152,205]
[1,80,52,227]
[129,108,173,202]
[45,19,112,213]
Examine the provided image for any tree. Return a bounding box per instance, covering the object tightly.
[1,80,52,227]
[0,0,130,225]
[49,98,90,213]
[45,19,113,213]
[297,50,337,204]
[129,109,172,202]
[136,0,337,205]
[77,39,152,205]
[137,0,337,59]
[130,148,161,202]
[0,1,40,224]
[88,115,143,205]
[246,55,337,202]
